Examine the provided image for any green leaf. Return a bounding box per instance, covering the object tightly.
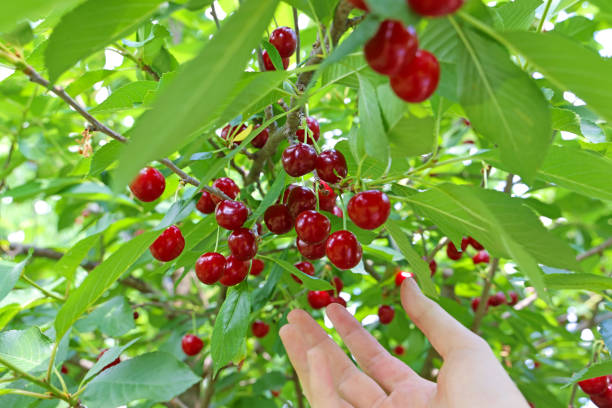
[82,338,139,384]
[249,173,286,224]
[261,41,285,72]
[65,70,116,97]
[0,0,81,34]
[387,115,436,158]
[550,108,581,134]
[252,263,283,311]
[91,81,157,112]
[113,0,280,191]
[54,230,158,339]
[75,296,135,337]
[45,0,165,82]
[599,319,612,354]
[82,351,200,408]
[211,285,251,373]
[0,256,29,303]
[0,328,52,373]
[358,74,389,164]
[568,360,612,386]
[492,0,542,31]
[55,233,100,282]
[89,141,122,177]
[544,273,612,293]
[260,256,333,291]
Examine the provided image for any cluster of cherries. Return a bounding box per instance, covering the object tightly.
[579,375,612,407]
[350,0,464,103]
[262,26,297,71]
[446,236,491,265]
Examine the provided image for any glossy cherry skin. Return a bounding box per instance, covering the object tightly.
[97,349,121,371]
[326,230,363,270]
[297,238,327,260]
[281,184,299,204]
[150,226,185,262]
[308,290,331,309]
[316,150,348,184]
[293,261,315,284]
[347,190,391,230]
[221,123,247,146]
[296,117,321,145]
[473,250,490,265]
[196,191,216,214]
[251,125,269,148]
[262,50,289,71]
[390,50,440,103]
[181,334,204,356]
[211,177,240,204]
[508,291,519,306]
[579,376,609,395]
[295,210,331,244]
[250,258,265,276]
[348,0,369,11]
[129,167,166,202]
[378,305,395,324]
[264,204,293,235]
[282,143,317,177]
[330,296,347,307]
[591,384,612,407]
[228,228,258,261]
[215,200,248,230]
[220,255,249,286]
[446,241,462,260]
[365,20,418,76]
[407,0,464,17]
[393,345,405,356]
[395,270,414,287]
[287,186,317,219]
[487,292,506,307]
[270,26,297,58]
[251,320,270,338]
[318,181,337,212]
[195,252,226,284]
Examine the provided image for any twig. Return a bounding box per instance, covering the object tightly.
[201,287,228,408]
[576,237,612,262]
[292,368,305,408]
[293,7,301,65]
[210,1,221,30]
[363,259,382,282]
[426,237,449,263]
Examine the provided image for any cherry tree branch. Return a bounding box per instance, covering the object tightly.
[576,237,612,261]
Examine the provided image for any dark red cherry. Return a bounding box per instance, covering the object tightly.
[330,276,344,295]
[271,390,281,398]
[332,206,343,218]
[215,200,248,230]
[390,50,440,103]
[348,0,369,11]
[282,143,317,177]
[471,298,481,312]
[133,311,139,320]
[293,261,315,284]
[295,210,331,244]
[487,292,506,307]
[461,237,470,252]
[318,181,337,212]
[270,26,297,58]
[591,390,612,408]
[407,0,464,17]
[250,259,265,276]
[281,184,299,204]
[468,237,484,250]
[316,150,348,184]
[297,238,327,260]
[262,50,289,71]
[150,226,185,262]
[97,349,121,372]
[308,290,331,309]
[196,191,216,214]
[508,291,519,306]
[326,230,362,270]
[129,167,165,202]
[296,117,321,145]
[264,204,293,235]
[61,365,68,374]
[365,20,418,76]
[473,250,490,265]
[446,242,462,260]
[378,305,395,324]
[578,376,609,395]
[393,345,405,356]
[195,252,226,284]
[347,190,391,230]
[251,320,270,338]
[181,334,204,356]
[251,125,269,148]
[255,222,264,236]
[395,270,413,287]
[287,186,317,219]
[228,228,258,261]
[329,296,347,307]
[211,177,240,204]
[425,257,437,276]
[221,123,248,146]
[220,255,249,286]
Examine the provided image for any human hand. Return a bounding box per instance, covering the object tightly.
[279,278,530,408]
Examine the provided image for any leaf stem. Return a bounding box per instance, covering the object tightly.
[46,342,59,383]
[21,275,65,302]
[537,0,554,33]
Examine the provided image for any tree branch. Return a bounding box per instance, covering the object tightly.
[576,237,612,262]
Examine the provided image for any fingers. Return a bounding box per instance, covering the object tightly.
[401,278,488,358]
[279,324,314,401]
[307,348,352,408]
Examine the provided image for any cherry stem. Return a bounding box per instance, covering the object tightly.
[214,226,220,253]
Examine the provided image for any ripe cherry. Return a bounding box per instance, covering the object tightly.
[295,210,331,244]
[181,334,204,356]
[318,182,337,212]
[326,230,363,270]
[251,320,270,338]
[282,143,317,177]
[221,123,247,146]
[129,167,166,202]
[348,0,369,11]
[330,276,344,295]
[281,184,299,204]
[287,186,317,219]
[215,200,248,230]
[97,349,121,371]
[262,50,289,71]
[270,26,297,58]
[471,298,482,313]
[407,0,464,17]
[473,250,490,265]
[378,305,395,324]
[365,20,418,77]
[264,204,293,235]
[332,206,343,218]
[395,270,414,287]
[211,177,240,204]
[297,238,327,260]
[393,345,405,356]
[293,261,315,284]
[462,236,484,251]
[508,291,519,306]
[271,390,281,398]
[133,311,139,320]
[591,384,612,407]
[150,225,185,262]
[390,50,440,103]
[296,117,320,145]
[195,252,226,284]
[308,290,331,309]
[428,258,437,276]
[316,150,348,184]
[250,258,265,276]
[446,241,462,260]
[579,376,609,395]
[196,191,216,214]
[220,255,249,286]
[347,190,391,230]
[487,292,506,307]
[330,296,347,307]
[251,125,269,148]
[61,365,68,374]
[228,228,258,261]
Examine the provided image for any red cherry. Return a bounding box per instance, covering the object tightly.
[390,50,440,103]
[271,390,281,398]
[378,305,395,324]
[287,186,317,219]
[330,276,344,294]
[591,385,612,407]
[316,150,348,184]
[471,298,485,313]
[528,403,535,408]
[251,125,269,148]
[281,184,299,204]
[270,26,297,58]
[297,238,327,260]
[468,237,484,250]
[251,320,270,338]
[427,258,437,276]
[332,206,343,218]
[461,237,470,252]
[61,364,68,374]
[220,255,249,286]
[326,230,363,270]
[318,182,337,212]
[487,292,506,307]
[255,222,264,236]
[407,0,464,17]
[228,228,258,261]
[262,50,289,71]
[196,191,216,214]
[393,345,405,356]
[150,226,185,262]
[395,270,414,287]
[446,241,462,260]
[295,210,331,244]
[195,252,226,284]
[348,0,369,11]
[347,190,391,230]
[129,167,166,202]
[473,250,490,265]
[329,296,347,307]
[181,334,204,356]
[365,20,418,77]
[579,376,609,395]
[264,204,293,235]
[293,261,315,284]
[282,143,317,177]
[133,311,139,320]
[250,259,265,276]
[296,117,320,145]
[221,123,247,146]
[308,290,331,309]
[97,349,121,371]
[508,291,519,306]
[215,200,248,230]
[211,177,240,204]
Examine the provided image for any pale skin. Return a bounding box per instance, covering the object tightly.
[279,278,530,408]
